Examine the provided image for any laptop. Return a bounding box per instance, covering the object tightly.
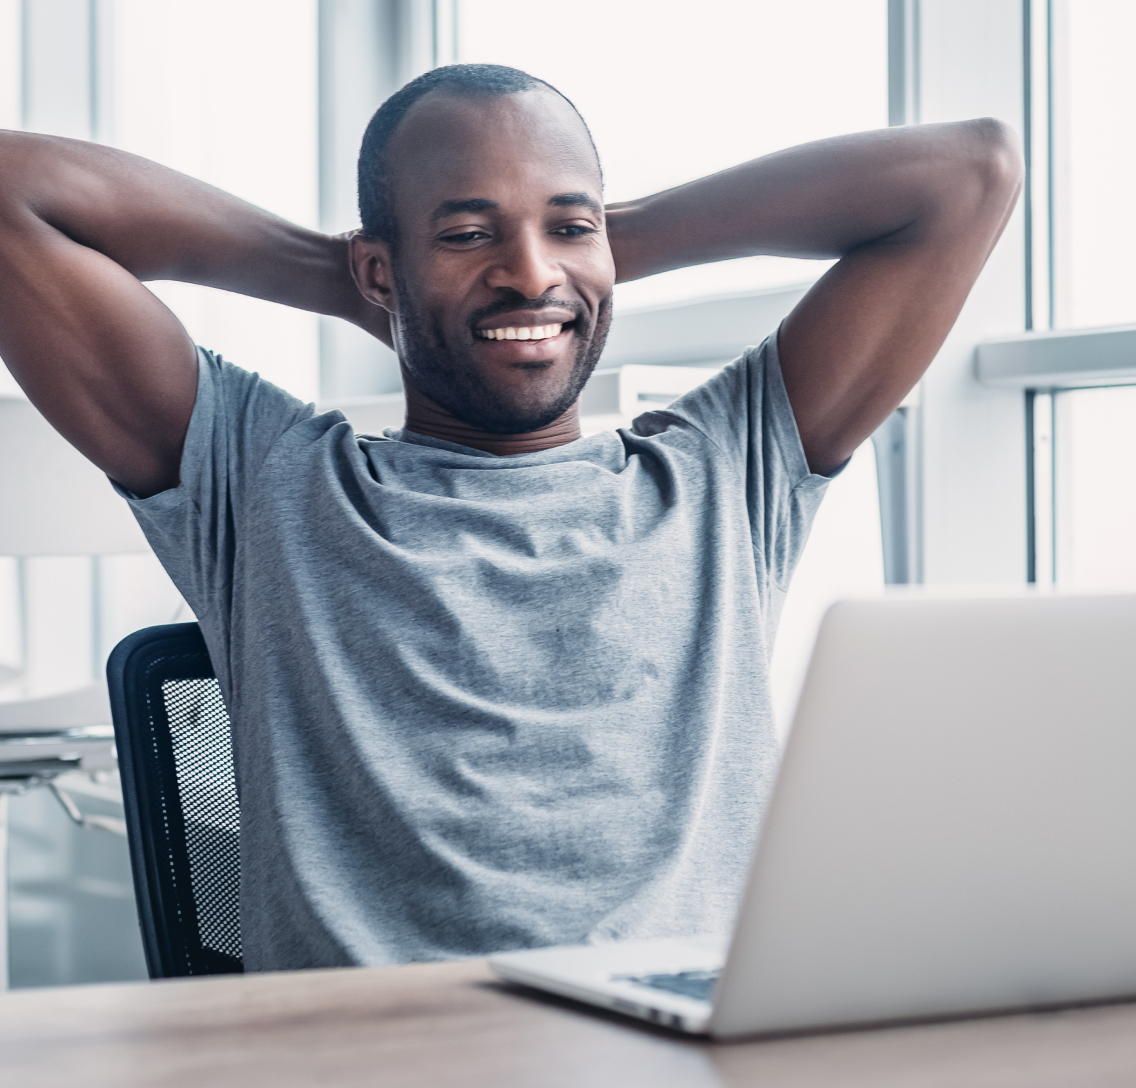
[490,591,1136,1038]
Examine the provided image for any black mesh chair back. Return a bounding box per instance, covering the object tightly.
[107,622,243,977]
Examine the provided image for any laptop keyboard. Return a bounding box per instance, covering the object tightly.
[617,968,720,1003]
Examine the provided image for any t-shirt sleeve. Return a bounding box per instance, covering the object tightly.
[638,330,834,592]
[112,347,314,631]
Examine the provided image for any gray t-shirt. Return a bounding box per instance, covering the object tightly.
[120,332,830,972]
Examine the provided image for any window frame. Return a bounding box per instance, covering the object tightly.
[975,0,1136,584]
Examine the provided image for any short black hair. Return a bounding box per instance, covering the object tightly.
[357,63,599,246]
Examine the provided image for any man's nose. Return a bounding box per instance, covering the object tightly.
[485,231,565,299]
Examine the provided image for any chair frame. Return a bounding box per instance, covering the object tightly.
[107,622,243,978]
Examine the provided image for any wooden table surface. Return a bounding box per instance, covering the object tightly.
[7,958,1136,1088]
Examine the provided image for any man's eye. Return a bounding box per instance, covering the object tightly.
[554,225,597,238]
[441,231,488,244]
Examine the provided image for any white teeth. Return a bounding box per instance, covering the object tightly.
[479,323,564,341]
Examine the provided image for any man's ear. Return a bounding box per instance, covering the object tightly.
[349,232,398,314]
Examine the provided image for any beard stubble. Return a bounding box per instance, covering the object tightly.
[393,272,613,435]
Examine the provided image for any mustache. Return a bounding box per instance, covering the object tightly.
[466,294,585,331]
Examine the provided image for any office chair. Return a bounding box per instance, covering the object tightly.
[107,622,243,978]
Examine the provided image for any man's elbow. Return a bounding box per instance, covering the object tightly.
[959,117,1024,211]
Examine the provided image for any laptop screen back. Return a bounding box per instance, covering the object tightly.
[712,592,1136,1038]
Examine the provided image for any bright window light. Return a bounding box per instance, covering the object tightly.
[109,0,321,400]
[1055,0,1136,329]
[1041,1,1136,588]
[1054,386,1136,590]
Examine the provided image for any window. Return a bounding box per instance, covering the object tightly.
[1052,0,1136,330]
[1013,0,1136,590]
[110,0,321,401]
[0,0,1043,989]
[1031,386,1136,590]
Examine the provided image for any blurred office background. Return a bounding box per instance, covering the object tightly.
[0,0,1132,987]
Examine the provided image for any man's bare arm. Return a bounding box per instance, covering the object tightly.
[0,132,390,497]
[604,120,1023,475]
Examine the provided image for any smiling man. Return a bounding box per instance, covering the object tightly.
[351,77,616,455]
[0,64,1021,971]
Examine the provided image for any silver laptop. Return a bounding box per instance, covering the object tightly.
[490,591,1136,1038]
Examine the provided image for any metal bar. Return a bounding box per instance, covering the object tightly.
[1049,391,1057,582]
[49,780,85,824]
[1028,390,1056,585]
[87,0,97,140]
[871,409,910,585]
[15,556,27,683]
[1046,0,1056,331]
[977,324,1136,388]
[431,0,456,67]
[91,554,102,682]
[887,0,905,126]
[89,0,115,145]
[1022,0,1033,332]
[0,792,7,989]
[317,0,403,399]
[909,0,920,124]
[18,0,27,131]
[431,0,437,68]
[48,781,127,836]
[908,400,923,584]
[888,0,920,126]
[1025,389,1036,581]
[1025,0,1054,332]
[882,0,921,584]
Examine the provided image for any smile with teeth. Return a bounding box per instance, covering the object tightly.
[477,323,563,341]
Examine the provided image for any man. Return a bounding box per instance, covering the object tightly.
[0,64,1020,971]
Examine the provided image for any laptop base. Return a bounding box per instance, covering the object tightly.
[489,936,725,1035]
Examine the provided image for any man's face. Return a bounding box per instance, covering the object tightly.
[377,89,615,434]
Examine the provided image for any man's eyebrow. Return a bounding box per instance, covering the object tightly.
[549,192,603,213]
[430,198,499,222]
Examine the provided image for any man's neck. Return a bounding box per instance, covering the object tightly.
[400,372,581,456]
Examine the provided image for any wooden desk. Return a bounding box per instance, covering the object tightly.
[6,959,1136,1087]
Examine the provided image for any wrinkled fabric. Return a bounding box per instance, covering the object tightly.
[118,332,830,971]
